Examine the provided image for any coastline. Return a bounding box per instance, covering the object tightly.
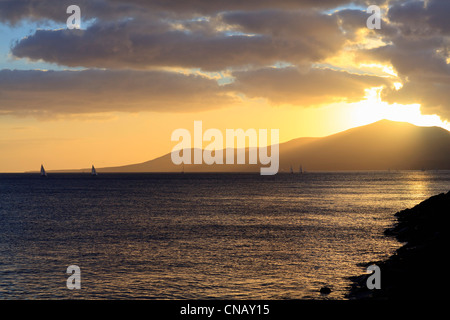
[347,190,450,299]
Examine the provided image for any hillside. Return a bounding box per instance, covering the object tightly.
[67,120,450,173]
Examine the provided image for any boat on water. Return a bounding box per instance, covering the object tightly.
[299,165,303,174]
[40,164,47,177]
[290,165,294,174]
[91,165,98,176]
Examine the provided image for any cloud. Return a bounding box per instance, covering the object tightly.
[0,0,150,25]
[334,8,399,41]
[3,0,450,121]
[0,69,237,117]
[116,0,352,13]
[388,0,450,36]
[0,0,382,24]
[221,9,345,49]
[383,77,450,120]
[11,9,348,72]
[231,66,391,106]
[0,66,392,117]
[354,0,450,120]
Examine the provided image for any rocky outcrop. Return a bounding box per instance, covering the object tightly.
[347,190,450,299]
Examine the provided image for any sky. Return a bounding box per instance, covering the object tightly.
[1,0,450,172]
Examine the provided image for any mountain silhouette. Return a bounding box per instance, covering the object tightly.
[279,120,450,171]
[83,120,450,172]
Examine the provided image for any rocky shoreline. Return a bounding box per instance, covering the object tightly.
[347,190,450,299]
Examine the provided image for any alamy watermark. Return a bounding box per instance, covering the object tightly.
[367,5,381,30]
[366,264,381,289]
[66,265,81,290]
[66,5,81,29]
[171,121,279,175]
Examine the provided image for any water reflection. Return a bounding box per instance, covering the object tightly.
[0,171,449,299]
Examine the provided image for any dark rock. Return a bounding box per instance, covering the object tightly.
[347,190,450,300]
[320,287,332,294]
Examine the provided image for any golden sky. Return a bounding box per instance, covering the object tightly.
[1,0,450,172]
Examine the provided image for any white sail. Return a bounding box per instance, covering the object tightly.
[91,165,97,176]
[40,164,47,176]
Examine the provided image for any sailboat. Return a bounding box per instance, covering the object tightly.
[91,165,98,176]
[299,165,303,174]
[40,164,47,177]
[290,165,294,174]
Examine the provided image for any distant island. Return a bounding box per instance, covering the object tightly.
[49,120,450,173]
[347,190,450,299]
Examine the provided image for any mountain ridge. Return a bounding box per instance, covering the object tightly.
[51,120,450,173]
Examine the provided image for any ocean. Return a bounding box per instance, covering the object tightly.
[0,171,449,299]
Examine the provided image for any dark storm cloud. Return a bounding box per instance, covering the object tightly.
[0,69,236,116]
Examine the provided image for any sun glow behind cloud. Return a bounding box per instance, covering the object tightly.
[352,87,450,130]
[1,0,450,173]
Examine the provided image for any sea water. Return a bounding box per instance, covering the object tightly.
[0,171,449,299]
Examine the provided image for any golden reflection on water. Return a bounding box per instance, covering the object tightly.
[0,171,449,299]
